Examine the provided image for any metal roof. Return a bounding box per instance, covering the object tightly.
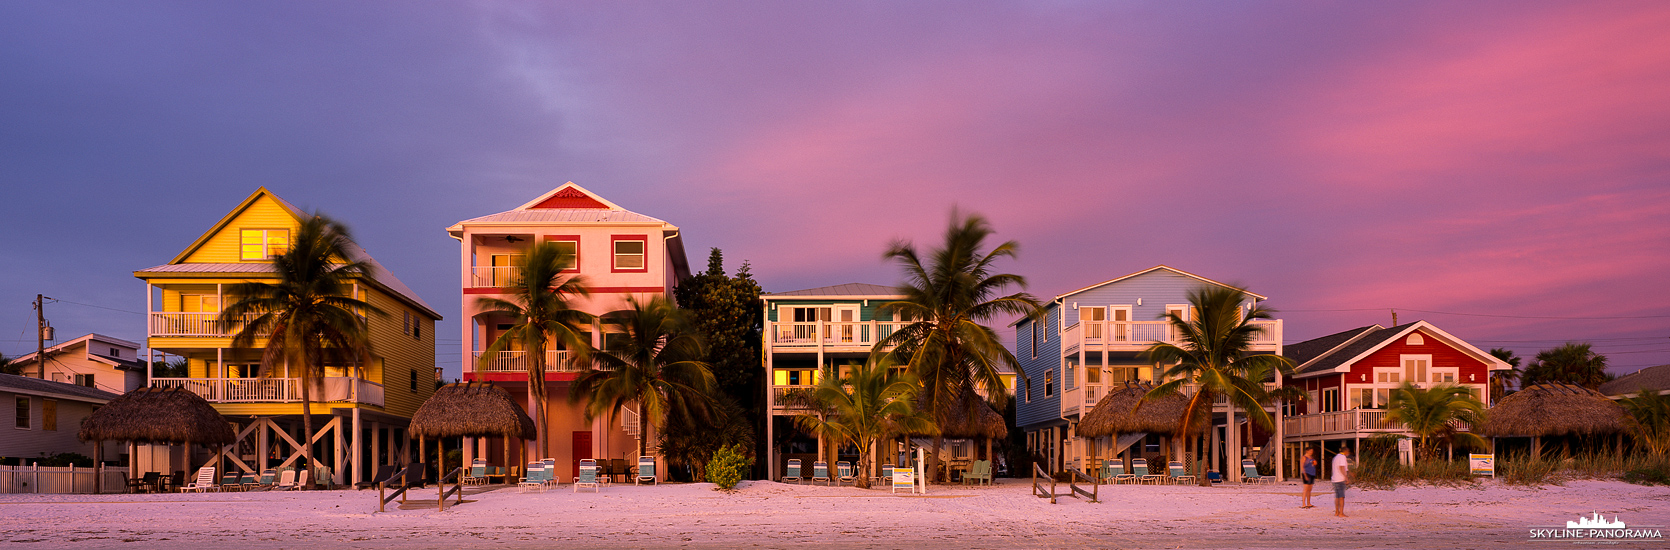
[135,248,441,319]
[451,209,669,226]
[1601,364,1670,397]
[764,283,901,297]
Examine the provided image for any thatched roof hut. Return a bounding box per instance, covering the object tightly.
[78,387,234,445]
[409,382,535,439]
[930,387,1007,440]
[1078,382,1205,438]
[1475,383,1628,437]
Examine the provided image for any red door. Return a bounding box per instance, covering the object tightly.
[572,431,592,478]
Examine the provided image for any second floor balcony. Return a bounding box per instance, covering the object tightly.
[1282,408,1472,438]
[468,350,578,374]
[149,376,384,406]
[769,321,907,350]
[1063,319,1281,353]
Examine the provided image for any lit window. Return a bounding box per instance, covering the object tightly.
[1045,371,1054,397]
[239,229,289,260]
[613,239,646,270]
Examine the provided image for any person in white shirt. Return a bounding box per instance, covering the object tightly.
[1331,446,1353,518]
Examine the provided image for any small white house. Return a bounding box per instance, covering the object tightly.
[1,373,121,463]
[12,334,147,394]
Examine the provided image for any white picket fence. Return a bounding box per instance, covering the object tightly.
[0,464,128,494]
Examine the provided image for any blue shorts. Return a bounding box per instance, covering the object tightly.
[1333,482,1347,498]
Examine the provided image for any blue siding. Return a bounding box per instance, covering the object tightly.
[1014,306,1062,428]
[1059,269,1256,327]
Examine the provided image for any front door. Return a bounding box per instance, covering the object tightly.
[572,431,592,478]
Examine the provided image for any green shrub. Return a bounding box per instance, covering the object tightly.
[706,444,752,491]
[1501,456,1560,486]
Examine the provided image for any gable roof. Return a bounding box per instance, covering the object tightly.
[1286,320,1510,378]
[1056,265,1267,301]
[764,283,901,298]
[14,333,147,373]
[1600,364,1670,397]
[143,188,440,319]
[0,373,119,403]
[446,182,674,231]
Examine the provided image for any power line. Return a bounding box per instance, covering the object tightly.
[53,299,144,316]
[1283,307,1670,320]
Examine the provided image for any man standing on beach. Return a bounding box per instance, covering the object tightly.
[1332,447,1353,518]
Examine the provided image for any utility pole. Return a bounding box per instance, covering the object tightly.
[34,294,48,379]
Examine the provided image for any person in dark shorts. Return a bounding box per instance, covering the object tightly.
[1299,447,1318,508]
[1332,446,1353,518]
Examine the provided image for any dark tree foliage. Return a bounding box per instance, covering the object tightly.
[1523,342,1613,389]
[0,354,22,376]
[673,249,763,407]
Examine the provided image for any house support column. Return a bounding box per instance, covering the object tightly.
[351,408,362,485]
[1227,406,1240,482]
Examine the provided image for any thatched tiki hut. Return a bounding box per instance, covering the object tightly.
[1475,383,1629,459]
[409,383,536,483]
[929,387,1009,468]
[1078,382,1207,473]
[79,387,235,492]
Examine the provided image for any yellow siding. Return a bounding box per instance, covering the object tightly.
[180,195,300,264]
[363,287,437,418]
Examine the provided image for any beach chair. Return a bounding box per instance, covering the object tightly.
[1134,459,1165,485]
[235,472,259,491]
[127,472,160,494]
[462,459,488,486]
[783,459,802,484]
[574,459,600,493]
[877,465,894,489]
[1241,459,1275,484]
[181,466,219,493]
[1207,470,1223,484]
[356,465,397,490]
[249,469,276,491]
[542,458,561,487]
[636,456,657,485]
[1102,461,1129,484]
[835,461,856,486]
[963,459,993,486]
[811,461,830,486]
[389,463,425,491]
[273,469,297,491]
[518,462,547,493]
[162,471,186,493]
[1167,461,1197,485]
[609,458,630,484]
[218,472,244,492]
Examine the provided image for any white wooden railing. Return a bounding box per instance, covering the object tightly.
[772,386,818,409]
[148,312,263,337]
[1068,319,1281,348]
[1283,409,1426,437]
[770,321,907,348]
[149,377,383,405]
[470,350,576,373]
[470,266,522,288]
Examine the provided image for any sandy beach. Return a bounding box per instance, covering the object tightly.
[2,479,1666,549]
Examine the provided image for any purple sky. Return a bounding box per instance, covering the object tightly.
[2,1,1667,380]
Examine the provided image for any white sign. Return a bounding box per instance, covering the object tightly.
[1469,454,1494,478]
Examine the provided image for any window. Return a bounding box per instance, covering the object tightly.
[42,399,56,431]
[1024,378,1032,403]
[1065,360,1076,391]
[15,397,29,429]
[1081,307,1105,339]
[1431,369,1457,384]
[1029,319,1038,359]
[239,229,289,260]
[74,374,94,388]
[403,311,421,340]
[1402,355,1431,384]
[1376,371,1402,383]
[1086,365,1101,385]
[409,369,418,392]
[1320,387,1339,413]
[1406,333,1424,346]
[612,237,647,272]
[181,294,220,313]
[109,347,120,357]
[1350,388,1374,410]
[1045,371,1054,397]
[548,238,579,271]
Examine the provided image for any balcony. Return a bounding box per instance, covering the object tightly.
[771,386,818,410]
[769,321,906,349]
[469,266,522,289]
[149,312,255,337]
[1064,319,1281,353]
[1282,408,1469,438]
[149,377,384,406]
[469,350,576,373]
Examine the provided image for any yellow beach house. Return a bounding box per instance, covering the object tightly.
[132,188,441,486]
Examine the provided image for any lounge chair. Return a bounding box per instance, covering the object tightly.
[236,472,259,491]
[1206,470,1223,484]
[292,469,313,491]
[574,459,600,493]
[249,469,276,491]
[181,466,219,493]
[783,459,802,484]
[542,458,561,487]
[273,469,297,491]
[963,459,993,486]
[1167,461,1197,485]
[835,461,856,486]
[356,465,397,490]
[635,456,657,485]
[1105,461,1135,484]
[161,471,186,493]
[1134,459,1165,485]
[462,459,488,486]
[1241,459,1275,484]
[518,462,547,493]
[218,472,244,492]
[877,464,894,489]
[811,461,830,486]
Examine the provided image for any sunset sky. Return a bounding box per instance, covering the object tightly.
[2,1,1666,379]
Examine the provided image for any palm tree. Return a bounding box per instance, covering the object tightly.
[1523,342,1612,389]
[1621,389,1670,457]
[1384,382,1487,461]
[0,353,21,376]
[570,296,716,459]
[476,241,593,459]
[792,356,936,489]
[1143,285,1299,486]
[1487,348,1522,405]
[874,210,1042,480]
[220,214,384,487]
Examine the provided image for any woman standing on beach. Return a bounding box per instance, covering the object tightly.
[1299,448,1318,508]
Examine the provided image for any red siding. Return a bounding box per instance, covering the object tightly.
[1342,328,1490,394]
